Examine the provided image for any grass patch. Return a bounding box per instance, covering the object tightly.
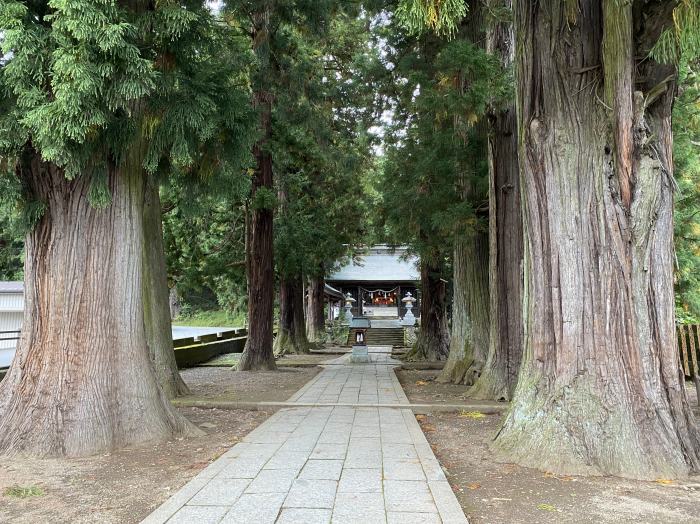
[4,485,45,498]
[198,353,241,367]
[173,309,246,328]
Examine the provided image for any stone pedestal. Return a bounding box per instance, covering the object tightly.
[351,345,369,363]
[401,309,416,326]
[404,326,417,347]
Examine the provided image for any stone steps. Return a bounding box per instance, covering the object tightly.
[347,327,405,347]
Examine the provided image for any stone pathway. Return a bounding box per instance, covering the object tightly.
[144,348,468,524]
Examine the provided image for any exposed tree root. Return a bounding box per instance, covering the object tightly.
[493,372,700,479]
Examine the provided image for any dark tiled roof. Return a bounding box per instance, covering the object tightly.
[328,246,419,283]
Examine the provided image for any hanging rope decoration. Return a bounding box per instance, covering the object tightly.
[360,287,399,295]
[361,287,401,307]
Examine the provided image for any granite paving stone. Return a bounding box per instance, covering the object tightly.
[263,450,310,471]
[337,468,382,493]
[166,505,229,524]
[310,442,348,460]
[215,457,268,479]
[283,479,337,509]
[186,478,250,506]
[298,459,344,480]
[332,492,387,524]
[244,469,298,493]
[276,508,332,524]
[387,511,442,524]
[383,459,427,481]
[384,479,439,513]
[220,493,286,524]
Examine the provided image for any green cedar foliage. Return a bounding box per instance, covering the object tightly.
[272,11,377,281]
[674,59,700,322]
[396,0,466,38]
[378,24,509,270]
[0,0,254,209]
[161,178,250,317]
[0,177,23,280]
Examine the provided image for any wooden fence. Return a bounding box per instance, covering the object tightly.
[678,324,700,377]
[174,329,248,368]
[678,323,700,406]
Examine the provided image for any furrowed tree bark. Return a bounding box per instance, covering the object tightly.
[494,0,700,479]
[405,262,450,362]
[274,275,311,355]
[143,179,190,398]
[306,273,326,345]
[438,232,490,384]
[0,150,199,458]
[469,0,523,401]
[239,3,276,371]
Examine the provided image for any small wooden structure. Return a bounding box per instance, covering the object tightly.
[350,317,371,363]
[678,323,700,406]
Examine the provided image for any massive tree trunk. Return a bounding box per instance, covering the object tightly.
[405,262,450,361]
[438,9,492,385]
[306,274,326,345]
[438,232,490,384]
[238,4,276,371]
[0,151,199,458]
[274,275,311,356]
[469,1,523,401]
[143,179,190,398]
[494,0,700,479]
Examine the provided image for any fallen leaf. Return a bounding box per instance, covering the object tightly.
[415,414,427,421]
[655,479,674,485]
[422,423,437,432]
[537,504,557,512]
[466,482,481,490]
[459,411,486,419]
[416,380,428,386]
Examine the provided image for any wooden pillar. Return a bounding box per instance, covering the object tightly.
[397,285,402,318]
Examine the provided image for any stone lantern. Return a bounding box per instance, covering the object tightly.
[350,316,371,363]
[401,292,416,326]
[343,292,356,325]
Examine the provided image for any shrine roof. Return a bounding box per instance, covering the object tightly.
[327,246,419,283]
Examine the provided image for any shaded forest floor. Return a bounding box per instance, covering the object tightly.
[400,369,700,524]
[180,364,321,402]
[0,365,319,524]
[0,407,269,524]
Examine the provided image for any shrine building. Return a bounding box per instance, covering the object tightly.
[327,245,420,320]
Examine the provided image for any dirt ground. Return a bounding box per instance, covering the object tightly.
[400,369,700,524]
[201,352,341,369]
[0,366,321,524]
[0,407,268,524]
[397,368,479,404]
[421,412,700,524]
[181,365,321,403]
